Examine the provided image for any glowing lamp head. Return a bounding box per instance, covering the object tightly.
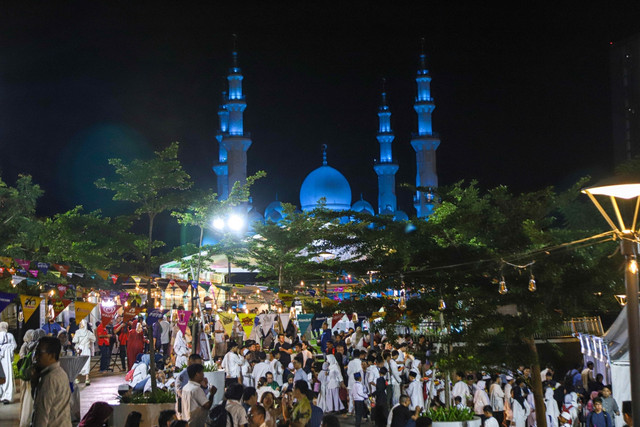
[528,276,537,292]
[212,217,225,230]
[227,214,245,231]
[582,183,640,199]
[438,298,446,311]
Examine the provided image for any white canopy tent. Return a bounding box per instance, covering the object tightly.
[603,304,637,427]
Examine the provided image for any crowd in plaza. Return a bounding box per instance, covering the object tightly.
[0,313,634,427]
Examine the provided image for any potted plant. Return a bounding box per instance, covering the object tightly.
[203,361,225,405]
[109,389,176,427]
[425,406,481,427]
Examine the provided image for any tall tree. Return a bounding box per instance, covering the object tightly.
[95,141,192,393]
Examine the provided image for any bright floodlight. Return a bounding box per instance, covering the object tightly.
[582,183,640,199]
[228,214,245,231]
[212,218,225,230]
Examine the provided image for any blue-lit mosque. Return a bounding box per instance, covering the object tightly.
[212,46,440,225]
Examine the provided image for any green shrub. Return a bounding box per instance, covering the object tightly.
[425,406,475,422]
[119,389,176,404]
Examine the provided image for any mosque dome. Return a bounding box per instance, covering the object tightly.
[351,198,375,215]
[300,146,351,212]
[264,200,284,222]
[247,208,264,230]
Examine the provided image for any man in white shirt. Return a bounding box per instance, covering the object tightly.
[225,383,249,427]
[181,363,215,425]
[483,405,500,427]
[452,371,472,407]
[31,337,72,427]
[252,351,272,385]
[347,350,365,412]
[268,350,284,386]
[222,341,244,386]
[350,372,369,427]
[366,357,383,394]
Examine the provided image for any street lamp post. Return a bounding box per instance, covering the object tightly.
[583,181,640,421]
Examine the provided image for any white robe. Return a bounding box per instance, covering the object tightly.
[322,356,345,413]
[173,330,189,369]
[0,331,17,401]
[72,327,96,375]
[544,388,559,427]
[407,379,424,411]
[268,358,283,386]
[511,398,531,427]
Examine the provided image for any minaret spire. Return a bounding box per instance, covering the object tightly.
[374,78,399,214]
[411,40,440,218]
[322,144,328,166]
[214,34,252,200]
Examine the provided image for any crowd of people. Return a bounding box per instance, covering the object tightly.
[0,312,635,427]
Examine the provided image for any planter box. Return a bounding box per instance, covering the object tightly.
[432,417,482,427]
[109,402,176,427]
[203,370,225,406]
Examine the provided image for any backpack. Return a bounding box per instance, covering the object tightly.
[207,400,233,427]
[16,352,34,381]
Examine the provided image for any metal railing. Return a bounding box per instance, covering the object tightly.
[534,316,604,339]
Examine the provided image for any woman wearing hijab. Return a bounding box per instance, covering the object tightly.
[511,383,531,427]
[544,387,560,427]
[173,327,190,369]
[562,393,579,427]
[324,355,346,413]
[18,329,34,359]
[0,321,17,404]
[78,401,113,427]
[127,322,146,371]
[72,319,96,385]
[18,328,44,427]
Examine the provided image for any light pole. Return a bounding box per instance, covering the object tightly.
[583,181,640,421]
[212,212,246,284]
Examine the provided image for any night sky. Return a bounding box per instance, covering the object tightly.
[2,3,640,230]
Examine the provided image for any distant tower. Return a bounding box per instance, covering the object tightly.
[373,79,399,214]
[411,40,440,218]
[215,35,252,198]
[213,90,229,198]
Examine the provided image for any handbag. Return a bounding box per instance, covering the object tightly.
[339,387,348,401]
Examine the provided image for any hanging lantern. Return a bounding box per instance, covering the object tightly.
[498,278,508,295]
[438,298,446,311]
[528,275,537,292]
[398,296,407,310]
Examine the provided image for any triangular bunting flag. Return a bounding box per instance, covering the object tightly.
[279,313,291,331]
[238,313,256,338]
[110,274,118,284]
[147,308,168,327]
[260,314,275,336]
[20,295,42,323]
[0,257,12,267]
[95,269,109,280]
[176,310,192,334]
[11,275,26,285]
[131,275,142,285]
[15,259,31,271]
[52,264,69,276]
[37,262,49,275]
[29,269,38,278]
[57,284,67,297]
[297,313,314,336]
[8,268,15,275]
[26,278,38,286]
[199,282,211,293]
[122,306,142,323]
[219,312,236,336]
[51,271,61,278]
[51,298,72,318]
[331,313,344,328]
[177,282,189,293]
[74,301,96,324]
[99,303,121,325]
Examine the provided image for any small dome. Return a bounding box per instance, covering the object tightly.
[393,210,409,221]
[264,200,284,221]
[380,207,394,216]
[300,165,352,212]
[351,199,375,215]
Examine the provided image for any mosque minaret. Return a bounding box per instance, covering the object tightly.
[411,43,440,218]
[373,79,399,215]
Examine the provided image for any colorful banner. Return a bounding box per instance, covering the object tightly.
[177,282,189,293]
[331,313,344,328]
[28,269,38,277]
[36,262,49,274]
[131,275,142,285]
[146,308,167,327]
[99,303,120,325]
[370,312,386,320]
[12,275,26,285]
[176,310,192,334]
[122,306,142,323]
[20,295,42,323]
[74,301,96,324]
[57,284,67,297]
[51,271,61,278]
[51,298,71,318]
[219,312,236,336]
[199,282,211,293]
[119,292,129,305]
[297,313,314,336]
[0,292,17,315]
[109,274,118,284]
[0,257,12,267]
[238,313,256,338]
